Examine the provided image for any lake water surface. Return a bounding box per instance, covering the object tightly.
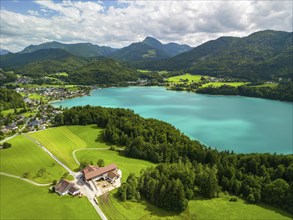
[53,86,293,154]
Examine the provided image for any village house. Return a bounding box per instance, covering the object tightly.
[54,179,80,196]
[82,164,120,183]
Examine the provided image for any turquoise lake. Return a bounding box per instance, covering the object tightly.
[53,86,293,154]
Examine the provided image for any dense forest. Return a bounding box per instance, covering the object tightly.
[0,88,25,110]
[0,69,17,85]
[54,105,293,213]
[195,83,293,102]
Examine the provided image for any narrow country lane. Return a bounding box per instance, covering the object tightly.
[0,172,51,186]
[72,148,109,165]
[23,134,108,220]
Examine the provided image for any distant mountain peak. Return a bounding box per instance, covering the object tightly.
[0,49,10,55]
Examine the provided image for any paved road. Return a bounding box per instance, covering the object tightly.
[24,134,108,220]
[0,172,51,186]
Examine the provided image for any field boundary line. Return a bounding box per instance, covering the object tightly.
[0,171,51,186]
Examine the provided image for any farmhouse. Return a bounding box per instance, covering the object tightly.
[54,179,80,196]
[82,163,120,183]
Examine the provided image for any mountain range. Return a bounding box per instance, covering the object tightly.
[0,30,292,82]
[20,41,116,58]
[110,37,192,62]
[141,30,293,80]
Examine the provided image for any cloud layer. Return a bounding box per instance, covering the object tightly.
[1,0,292,52]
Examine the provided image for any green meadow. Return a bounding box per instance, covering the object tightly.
[28,125,109,170]
[201,82,248,88]
[0,175,100,220]
[98,191,292,220]
[137,69,151,73]
[168,73,204,84]
[0,135,66,183]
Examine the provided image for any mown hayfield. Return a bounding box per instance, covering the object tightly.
[201,82,248,88]
[76,149,154,182]
[0,135,66,183]
[0,176,100,220]
[168,74,205,84]
[28,125,108,170]
[66,125,109,149]
[98,191,292,220]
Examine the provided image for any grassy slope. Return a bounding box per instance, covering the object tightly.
[0,135,66,183]
[188,195,292,220]
[0,176,100,220]
[27,125,108,170]
[76,150,154,182]
[66,125,109,149]
[98,191,292,220]
[252,83,279,88]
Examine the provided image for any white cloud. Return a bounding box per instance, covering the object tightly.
[28,10,40,16]
[0,0,292,52]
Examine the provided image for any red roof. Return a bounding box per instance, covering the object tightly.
[83,164,117,180]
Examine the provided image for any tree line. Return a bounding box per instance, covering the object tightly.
[0,88,25,110]
[196,83,293,102]
[54,105,293,213]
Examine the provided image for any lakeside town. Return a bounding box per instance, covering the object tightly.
[0,79,92,141]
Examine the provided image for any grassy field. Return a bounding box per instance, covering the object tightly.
[76,149,154,182]
[1,108,34,117]
[0,135,66,183]
[168,74,204,84]
[27,125,108,170]
[201,82,248,88]
[98,191,292,220]
[137,69,151,73]
[187,195,292,220]
[1,108,22,116]
[252,83,279,88]
[0,175,100,220]
[66,125,109,149]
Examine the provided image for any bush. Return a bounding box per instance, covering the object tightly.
[229,196,238,202]
[2,142,12,149]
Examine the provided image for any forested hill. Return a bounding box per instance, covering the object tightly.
[20,41,117,58]
[138,30,293,81]
[54,105,293,214]
[0,49,139,85]
[0,49,75,69]
[110,37,192,62]
[66,58,138,85]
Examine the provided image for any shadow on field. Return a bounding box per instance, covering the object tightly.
[253,203,293,219]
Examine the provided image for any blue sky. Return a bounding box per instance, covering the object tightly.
[1,0,292,52]
[1,0,124,16]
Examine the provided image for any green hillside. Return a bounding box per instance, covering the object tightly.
[140,30,293,81]
[20,41,116,58]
